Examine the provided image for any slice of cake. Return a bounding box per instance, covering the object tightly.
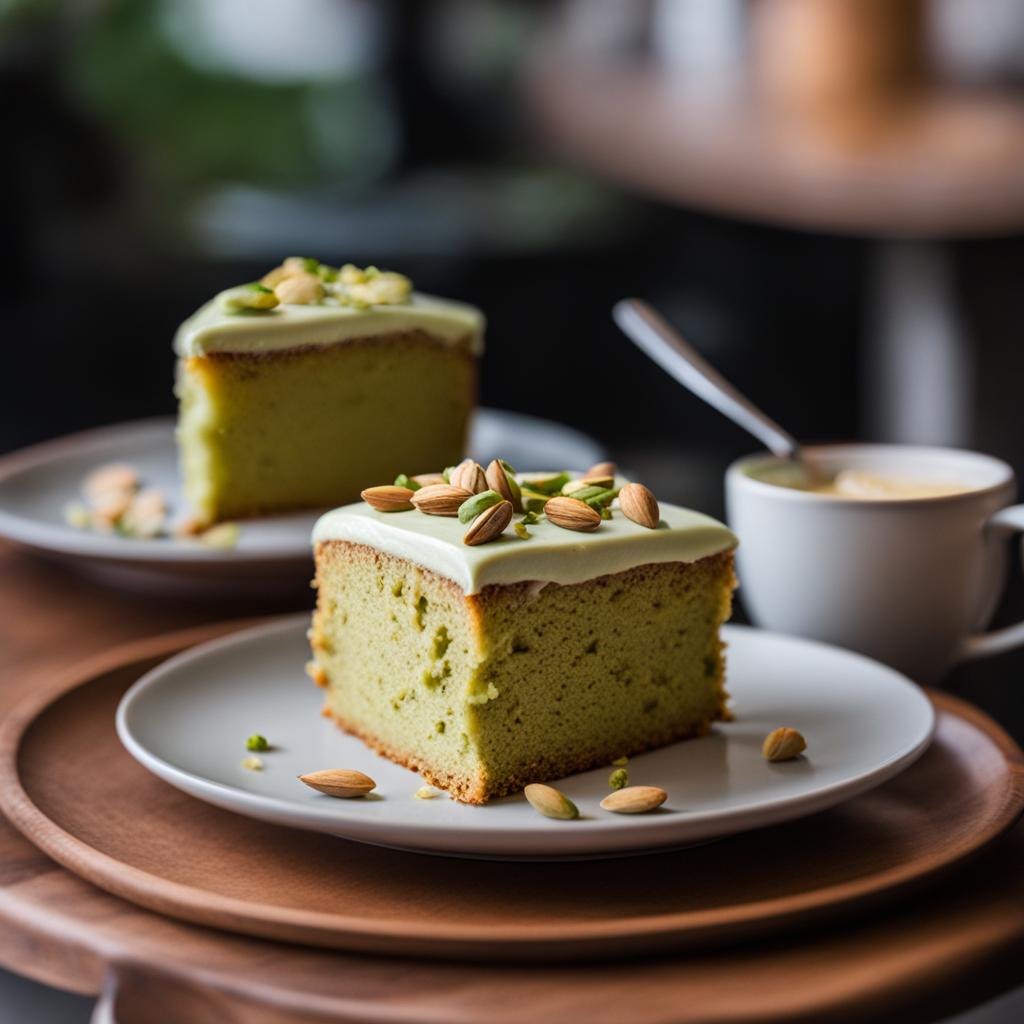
[174,259,483,525]
[308,464,737,804]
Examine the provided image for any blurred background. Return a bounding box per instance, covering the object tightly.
[4,6,1024,629]
[7,0,1024,498]
[3,3,1024,1018]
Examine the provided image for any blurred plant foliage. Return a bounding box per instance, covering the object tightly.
[59,0,395,196]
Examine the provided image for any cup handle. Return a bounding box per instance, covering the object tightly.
[958,504,1024,663]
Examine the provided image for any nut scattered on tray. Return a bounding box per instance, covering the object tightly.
[299,768,376,799]
[762,727,807,762]
[64,461,240,547]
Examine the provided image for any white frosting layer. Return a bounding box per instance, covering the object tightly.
[175,291,484,358]
[312,499,737,595]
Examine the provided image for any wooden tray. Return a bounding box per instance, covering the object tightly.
[1,625,1022,963]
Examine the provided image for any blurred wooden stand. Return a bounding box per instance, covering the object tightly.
[529,0,1024,445]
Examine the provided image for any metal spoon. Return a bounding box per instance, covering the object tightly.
[612,298,802,462]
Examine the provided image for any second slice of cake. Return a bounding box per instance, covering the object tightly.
[175,260,483,525]
[309,469,737,804]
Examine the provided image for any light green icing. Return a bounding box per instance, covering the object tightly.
[174,290,485,358]
[312,499,737,595]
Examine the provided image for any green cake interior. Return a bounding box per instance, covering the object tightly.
[176,333,474,524]
[311,540,735,803]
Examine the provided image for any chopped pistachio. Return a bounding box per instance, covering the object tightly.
[524,495,549,514]
[520,510,541,526]
[514,522,530,540]
[241,755,264,772]
[394,473,421,491]
[611,756,629,767]
[561,479,591,496]
[458,489,503,524]
[302,257,320,273]
[507,474,523,513]
[609,768,629,790]
[222,285,280,313]
[600,506,613,520]
[523,472,570,495]
[246,734,269,752]
[566,485,608,504]
[316,263,339,283]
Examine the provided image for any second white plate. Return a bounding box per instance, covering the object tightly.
[117,616,935,860]
[0,411,605,594]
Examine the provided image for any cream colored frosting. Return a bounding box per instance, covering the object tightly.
[312,498,737,595]
[174,291,485,358]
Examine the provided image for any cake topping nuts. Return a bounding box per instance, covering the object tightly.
[361,485,416,512]
[586,461,617,479]
[524,783,580,820]
[544,496,602,532]
[762,727,807,762]
[274,272,325,306]
[608,767,629,790]
[299,768,376,799]
[411,473,446,487]
[600,786,668,814]
[464,499,513,546]
[412,484,474,517]
[449,459,488,494]
[485,458,522,512]
[619,482,661,529]
[458,489,503,524]
[222,283,280,313]
[246,734,270,752]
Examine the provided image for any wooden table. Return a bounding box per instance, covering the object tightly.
[1,543,1023,1023]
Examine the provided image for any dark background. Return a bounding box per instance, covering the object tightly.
[3,0,1024,745]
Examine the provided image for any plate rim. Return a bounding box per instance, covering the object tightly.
[114,615,937,855]
[0,412,605,567]
[0,620,1021,959]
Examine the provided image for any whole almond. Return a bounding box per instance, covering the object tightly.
[411,472,446,487]
[524,783,579,820]
[361,485,415,512]
[544,496,602,532]
[485,459,523,512]
[619,482,660,529]
[449,459,487,494]
[586,461,617,479]
[600,786,667,814]
[274,271,325,305]
[762,727,807,762]
[84,462,139,504]
[412,484,474,516]
[464,500,513,546]
[299,768,376,798]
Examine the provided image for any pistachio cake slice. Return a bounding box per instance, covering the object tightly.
[308,476,737,804]
[174,259,483,526]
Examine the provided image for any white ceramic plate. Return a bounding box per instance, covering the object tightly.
[0,412,604,595]
[117,615,935,860]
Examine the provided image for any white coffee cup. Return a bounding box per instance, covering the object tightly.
[725,444,1024,683]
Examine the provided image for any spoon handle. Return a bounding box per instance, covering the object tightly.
[613,298,800,460]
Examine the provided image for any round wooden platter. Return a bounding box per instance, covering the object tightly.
[0,626,1022,965]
